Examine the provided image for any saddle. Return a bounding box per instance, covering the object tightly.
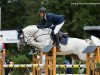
[58,32,68,45]
[50,31,68,45]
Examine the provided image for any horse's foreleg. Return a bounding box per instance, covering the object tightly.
[71,58,75,64]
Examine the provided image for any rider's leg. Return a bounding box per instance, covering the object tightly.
[54,33,60,49]
[53,21,65,49]
[54,21,65,34]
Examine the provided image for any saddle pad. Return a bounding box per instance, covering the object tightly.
[59,37,68,45]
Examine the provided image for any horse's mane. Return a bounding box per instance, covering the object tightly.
[22,25,38,34]
[23,25,37,30]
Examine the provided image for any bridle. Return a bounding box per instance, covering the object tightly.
[25,29,39,43]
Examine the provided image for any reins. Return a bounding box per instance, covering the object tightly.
[23,28,51,43]
[34,28,51,41]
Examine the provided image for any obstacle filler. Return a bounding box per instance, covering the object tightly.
[83,46,100,75]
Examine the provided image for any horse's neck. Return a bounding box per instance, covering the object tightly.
[23,26,51,40]
[23,25,37,35]
[39,28,51,34]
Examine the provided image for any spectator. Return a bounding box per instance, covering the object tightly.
[5,58,13,75]
[64,60,73,74]
[5,59,10,75]
[0,35,3,51]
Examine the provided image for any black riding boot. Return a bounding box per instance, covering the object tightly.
[54,34,60,49]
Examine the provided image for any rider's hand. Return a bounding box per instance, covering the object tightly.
[50,25,55,29]
[37,25,43,29]
[40,26,44,29]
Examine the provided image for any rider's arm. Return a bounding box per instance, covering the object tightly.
[43,21,52,28]
[37,19,46,28]
[42,16,53,28]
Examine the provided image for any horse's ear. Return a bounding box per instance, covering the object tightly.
[17,29,23,40]
[17,28,23,34]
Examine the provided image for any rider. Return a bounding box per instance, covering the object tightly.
[37,7,65,49]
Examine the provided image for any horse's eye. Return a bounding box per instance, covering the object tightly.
[20,35,23,38]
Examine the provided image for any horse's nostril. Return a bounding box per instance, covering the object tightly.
[20,38,23,40]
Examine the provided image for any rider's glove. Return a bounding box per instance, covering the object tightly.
[37,25,44,29]
[50,25,55,29]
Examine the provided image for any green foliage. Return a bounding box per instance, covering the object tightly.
[11,68,31,75]
[12,54,31,64]
[56,56,66,64]
[96,63,100,70]
[1,0,27,29]
[42,0,100,38]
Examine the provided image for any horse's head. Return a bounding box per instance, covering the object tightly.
[17,25,52,50]
[17,25,41,50]
[17,29,26,50]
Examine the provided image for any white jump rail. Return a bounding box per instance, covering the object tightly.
[3,64,86,68]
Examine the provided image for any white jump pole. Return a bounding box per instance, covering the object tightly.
[3,64,86,68]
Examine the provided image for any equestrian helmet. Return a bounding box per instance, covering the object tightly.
[38,7,46,13]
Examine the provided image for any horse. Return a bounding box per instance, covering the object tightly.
[17,25,90,62]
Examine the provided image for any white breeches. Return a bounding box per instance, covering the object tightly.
[54,21,65,34]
